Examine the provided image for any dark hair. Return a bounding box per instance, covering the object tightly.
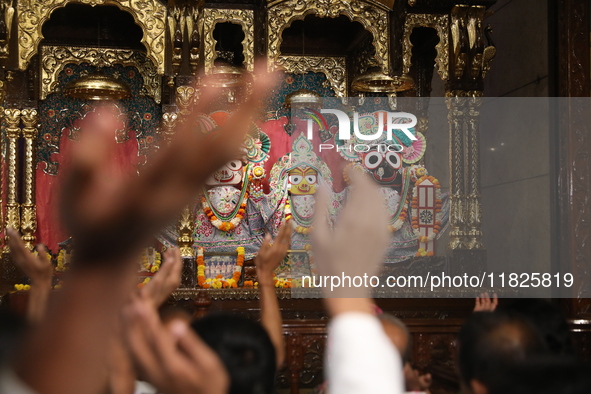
[457,311,547,389]
[487,357,591,394]
[501,298,575,356]
[191,313,276,394]
[0,310,27,363]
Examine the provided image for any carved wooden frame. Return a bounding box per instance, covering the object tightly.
[16,0,166,74]
[267,0,390,74]
[202,8,255,74]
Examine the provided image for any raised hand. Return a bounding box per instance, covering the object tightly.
[7,228,53,287]
[255,221,290,367]
[474,292,498,312]
[142,248,183,307]
[123,293,229,394]
[312,171,389,304]
[256,220,291,285]
[7,228,53,322]
[13,70,277,394]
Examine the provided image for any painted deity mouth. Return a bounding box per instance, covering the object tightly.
[214,170,238,183]
[372,165,397,184]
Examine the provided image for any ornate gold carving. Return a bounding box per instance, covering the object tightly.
[267,0,390,74]
[161,112,178,143]
[17,0,167,74]
[176,85,196,115]
[177,206,195,257]
[0,1,14,60]
[3,109,21,250]
[0,81,4,247]
[445,90,484,250]
[403,13,449,81]
[465,95,484,250]
[203,8,254,74]
[168,6,184,77]
[20,109,38,249]
[40,45,161,103]
[445,95,466,250]
[187,10,201,76]
[276,56,346,97]
[171,288,295,301]
[450,5,495,81]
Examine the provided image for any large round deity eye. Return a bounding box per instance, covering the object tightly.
[305,174,317,184]
[364,151,383,169]
[289,175,303,185]
[385,151,402,169]
[227,160,243,171]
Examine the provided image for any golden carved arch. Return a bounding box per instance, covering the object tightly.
[17,0,167,74]
[202,8,254,74]
[267,0,390,74]
[402,13,450,81]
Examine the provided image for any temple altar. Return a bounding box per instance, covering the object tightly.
[0,0,590,393]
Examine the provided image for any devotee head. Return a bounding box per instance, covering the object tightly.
[457,311,547,394]
[501,298,575,357]
[486,356,591,394]
[191,313,276,394]
[379,313,411,363]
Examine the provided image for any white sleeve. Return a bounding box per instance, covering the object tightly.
[326,312,404,394]
[0,369,38,394]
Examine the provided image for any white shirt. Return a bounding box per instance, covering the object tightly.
[326,312,404,394]
[0,369,38,394]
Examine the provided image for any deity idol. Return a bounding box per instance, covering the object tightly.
[161,112,271,261]
[335,112,446,261]
[264,132,335,276]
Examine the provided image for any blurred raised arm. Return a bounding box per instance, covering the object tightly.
[142,248,183,308]
[312,173,403,394]
[13,69,277,394]
[7,228,53,323]
[255,221,290,367]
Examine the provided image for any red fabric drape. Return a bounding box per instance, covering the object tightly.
[36,107,139,252]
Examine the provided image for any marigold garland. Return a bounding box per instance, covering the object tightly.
[284,196,313,234]
[56,249,69,272]
[137,277,151,289]
[387,167,412,233]
[411,175,443,255]
[202,166,250,232]
[202,190,249,232]
[273,276,293,288]
[141,249,162,273]
[197,247,244,289]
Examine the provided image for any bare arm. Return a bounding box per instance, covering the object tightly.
[7,228,54,323]
[312,173,403,394]
[12,69,277,394]
[142,248,183,308]
[122,293,228,394]
[255,221,290,367]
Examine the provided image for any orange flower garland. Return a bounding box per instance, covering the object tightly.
[284,197,313,234]
[388,194,409,233]
[197,247,244,289]
[387,167,412,233]
[202,190,249,232]
[273,276,293,288]
[197,248,208,288]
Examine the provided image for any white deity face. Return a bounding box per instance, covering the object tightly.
[205,159,244,187]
